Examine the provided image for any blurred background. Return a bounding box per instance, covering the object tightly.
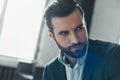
[0,0,120,80]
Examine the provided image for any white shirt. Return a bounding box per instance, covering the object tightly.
[58,43,88,80]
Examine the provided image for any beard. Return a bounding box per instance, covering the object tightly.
[56,40,88,58]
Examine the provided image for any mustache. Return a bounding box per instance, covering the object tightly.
[68,42,86,50]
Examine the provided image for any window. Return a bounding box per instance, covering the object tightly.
[0,0,46,61]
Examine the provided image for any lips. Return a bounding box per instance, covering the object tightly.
[70,45,83,51]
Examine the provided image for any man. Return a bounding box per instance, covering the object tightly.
[42,0,120,80]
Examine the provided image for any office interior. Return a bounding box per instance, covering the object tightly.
[0,0,120,80]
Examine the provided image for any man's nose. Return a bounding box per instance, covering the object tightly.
[70,33,79,44]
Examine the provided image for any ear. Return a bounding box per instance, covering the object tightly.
[83,17,87,25]
[48,30,55,41]
[85,20,87,26]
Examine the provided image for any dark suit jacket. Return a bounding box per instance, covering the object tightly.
[42,39,120,80]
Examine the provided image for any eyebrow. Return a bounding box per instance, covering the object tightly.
[75,24,83,29]
[57,24,83,35]
[58,30,68,35]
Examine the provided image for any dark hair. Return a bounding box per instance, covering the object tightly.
[44,0,84,31]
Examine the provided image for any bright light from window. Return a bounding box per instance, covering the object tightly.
[0,0,46,61]
[0,0,4,15]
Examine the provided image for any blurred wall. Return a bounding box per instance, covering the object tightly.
[36,25,59,67]
[90,0,120,43]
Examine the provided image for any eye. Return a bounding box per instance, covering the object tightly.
[58,31,69,36]
[75,25,84,31]
[76,26,83,31]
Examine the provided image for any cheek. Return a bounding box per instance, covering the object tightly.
[55,35,70,47]
[78,30,88,42]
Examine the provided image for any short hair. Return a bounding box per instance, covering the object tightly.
[44,0,84,32]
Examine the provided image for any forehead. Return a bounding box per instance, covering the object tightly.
[51,9,83,31]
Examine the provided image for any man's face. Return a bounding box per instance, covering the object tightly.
[49,9,88,58]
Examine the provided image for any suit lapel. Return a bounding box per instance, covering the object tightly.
[82,49,96,80]
[82,40,103,80]
[54,60,67,80]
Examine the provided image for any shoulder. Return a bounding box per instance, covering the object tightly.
[89,39,120,78]
[44,56,63,69]
[89,39,119,48]
[43,56,65,77]
[89,39,120,55]
[42,57,60,80]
